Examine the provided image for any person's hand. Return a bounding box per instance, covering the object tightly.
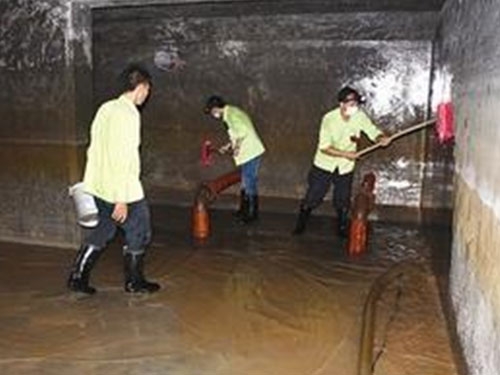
[218,143,232,155]
[112,202,128,224]
[378,135,391,147]
[342,151,358,160]
[232,145,240,157]
[350,135,361,146]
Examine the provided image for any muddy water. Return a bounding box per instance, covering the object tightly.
[0,207,458,374]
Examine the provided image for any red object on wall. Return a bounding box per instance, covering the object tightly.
[436,102,455,143]
[201,139,214,167]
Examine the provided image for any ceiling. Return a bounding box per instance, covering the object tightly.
[91,0,446,22]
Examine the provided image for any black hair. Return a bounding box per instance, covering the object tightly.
[119,64,152,93]
[337,86,364,104]
[204,95,226,114]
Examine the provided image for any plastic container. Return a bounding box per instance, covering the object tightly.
[69,182,99,228]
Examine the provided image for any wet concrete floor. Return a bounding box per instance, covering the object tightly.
[0,205,460,375]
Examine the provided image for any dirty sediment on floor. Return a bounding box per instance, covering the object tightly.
[0,206,458,375]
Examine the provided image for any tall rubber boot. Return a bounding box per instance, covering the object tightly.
[233,189,247,219]
[67,244,102,295]
[241,194,259,224]
[124,252,161,293]
[337,208,350,238]
[292,206,312,235]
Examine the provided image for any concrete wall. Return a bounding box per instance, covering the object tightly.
[439,0,500,373]
[0,0,91,246]
[0,0,447,246]
[93,4,440,210]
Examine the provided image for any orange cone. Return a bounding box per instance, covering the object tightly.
[348,218,368,256]
[192,201,210,240]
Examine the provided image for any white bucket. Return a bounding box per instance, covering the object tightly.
[69,182,99,228]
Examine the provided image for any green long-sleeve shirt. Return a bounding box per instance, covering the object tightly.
[83,95,144,203]
[313,108,382,174]
[223,105,265,166]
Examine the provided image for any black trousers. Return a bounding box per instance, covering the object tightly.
[85,197,152,254]
[301,165,353,211]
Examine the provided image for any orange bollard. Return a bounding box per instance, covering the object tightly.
[348,218,368,256]
[347,173,376,256]
[192,200,210,240]
[191,170,242,241]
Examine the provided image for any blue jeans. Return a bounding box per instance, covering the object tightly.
[85,198,152,255]
[241,156,261,196]
[302,166,353,210]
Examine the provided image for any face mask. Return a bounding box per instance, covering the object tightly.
[345,106,359,117]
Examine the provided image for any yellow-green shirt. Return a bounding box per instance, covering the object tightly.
[223,105,265,166]
[313,108,382,174]
[83,95,144,203]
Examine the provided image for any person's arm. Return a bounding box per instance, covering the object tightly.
[106,111,138,223]
[218,141,232,154]
[318,115,358,160]
[221,110,246,156]
[320,146,358,160]
[231,137,243,156]
[218,139,244,156]
[360,112,391,147]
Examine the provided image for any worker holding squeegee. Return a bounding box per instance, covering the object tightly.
[292,86,391,237]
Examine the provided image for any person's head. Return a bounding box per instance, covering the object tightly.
[338,86,364,118]
[204,95,226,120]
[119,64,152,106]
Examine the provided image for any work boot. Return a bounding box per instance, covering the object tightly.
[292,206,312,235]
[124,252,161,293]
[241,194,259,224]
[337,208,350,238]
[67,244,102,295]
[233,189,247,219]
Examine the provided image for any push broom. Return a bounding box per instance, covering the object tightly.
[357,102,455,157]
[347,102,455,257]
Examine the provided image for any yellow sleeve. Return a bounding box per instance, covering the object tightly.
[359,111,383,142]
[105,110,136,203]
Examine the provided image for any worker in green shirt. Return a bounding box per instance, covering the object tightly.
[67,65,160,295]
[292,86,391,237]
[204,95,265,224]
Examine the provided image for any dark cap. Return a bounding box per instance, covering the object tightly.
[337,86,365,104]
[204,95,226,114]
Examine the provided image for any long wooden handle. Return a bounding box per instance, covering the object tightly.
[357,118,436,158]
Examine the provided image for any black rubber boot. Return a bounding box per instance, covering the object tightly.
[292,206,312,235]
[67,244,102,295]
[124,252,160,293]
[241,194,259,224]
[233,189,247,219]
[337,208,350,238]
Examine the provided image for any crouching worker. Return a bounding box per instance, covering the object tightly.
[292,86,390,237]
[204,95,266,224]
[67,64,160,295]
